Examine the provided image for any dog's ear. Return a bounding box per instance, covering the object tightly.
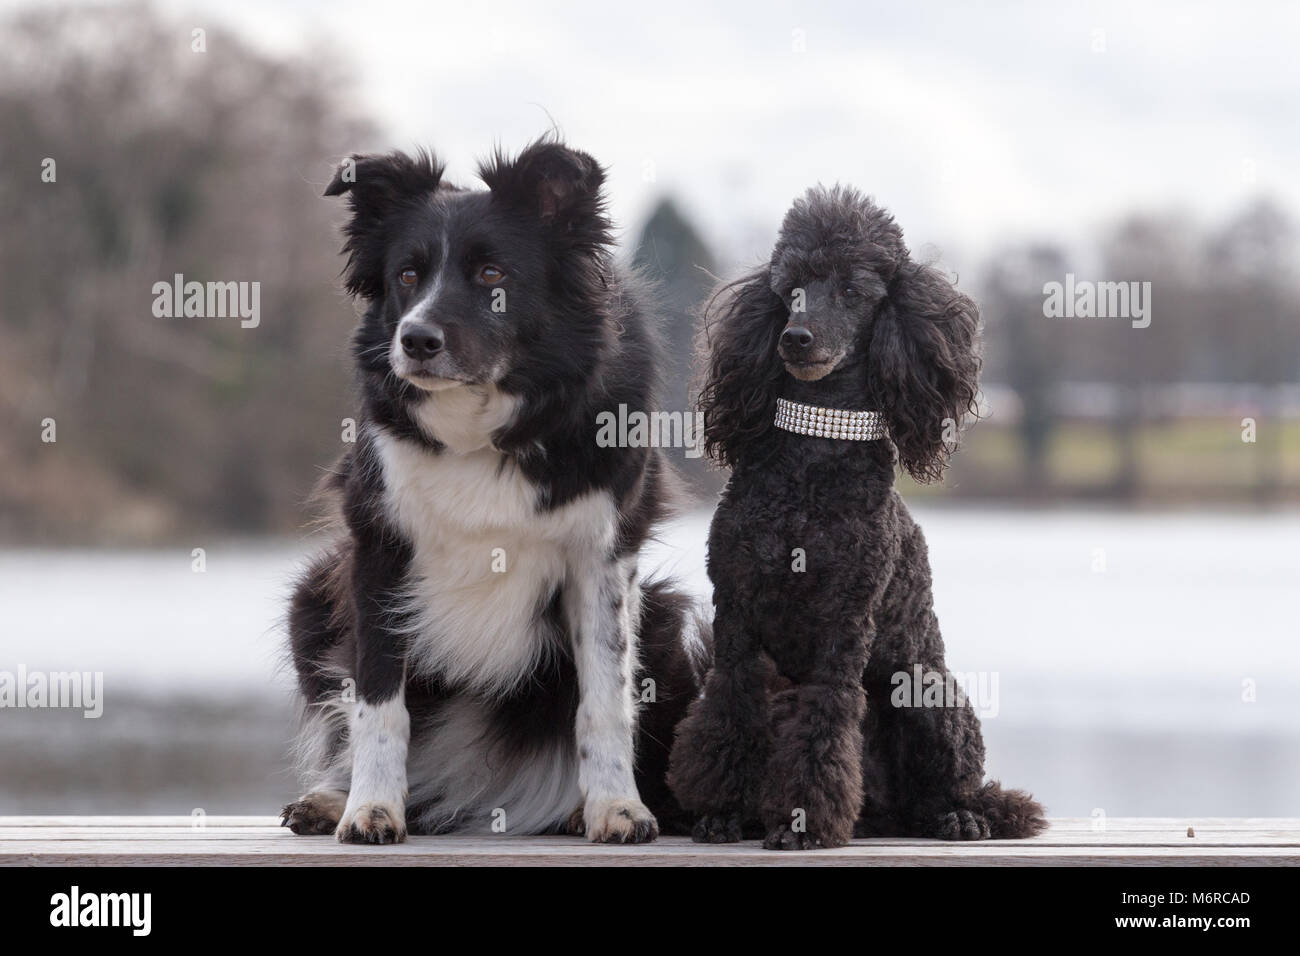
[868,262,981,483]
[698,269,789,468]
[479,138,607,232]
[323,150,444,299]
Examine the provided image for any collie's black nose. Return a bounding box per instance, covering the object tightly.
[400,324,444,361]
[781,326,814,350]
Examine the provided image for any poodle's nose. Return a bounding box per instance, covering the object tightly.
[781,326,815,351]
[400,323,445,361]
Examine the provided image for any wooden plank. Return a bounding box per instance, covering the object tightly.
[2,824,1297,845]
[0,816,283,828]
[3,840,1296,866]
[1,818,1298,865]
[5,816,1296,829]
[5,816,1294,832]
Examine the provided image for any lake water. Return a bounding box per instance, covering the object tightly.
[2,507,1297,818]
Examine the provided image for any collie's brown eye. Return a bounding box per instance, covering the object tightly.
[477,264,506,285]
[399,268,418,287]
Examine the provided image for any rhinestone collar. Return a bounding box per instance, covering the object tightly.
[774,397,888,441]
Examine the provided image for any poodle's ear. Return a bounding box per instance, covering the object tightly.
[868,262,981,482]
[323,150,445,299]
[699,269,789,468]
[479,138,607,233]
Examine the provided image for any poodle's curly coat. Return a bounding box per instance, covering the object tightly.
[667,185,1046,848]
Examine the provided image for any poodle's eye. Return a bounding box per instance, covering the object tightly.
[843,284,861,299]
[398,268,418,287]
[476,264,507,285]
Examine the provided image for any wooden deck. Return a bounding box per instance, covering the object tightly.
[2,817,1297,865]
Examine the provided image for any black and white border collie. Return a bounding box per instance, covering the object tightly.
[281,138,708,844]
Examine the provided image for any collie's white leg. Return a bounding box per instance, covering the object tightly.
[566,555,656,843]
[336,688,410,844]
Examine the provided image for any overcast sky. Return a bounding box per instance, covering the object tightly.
[31,0,1300,272]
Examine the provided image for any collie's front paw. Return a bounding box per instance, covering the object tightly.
[281,789,347,836]
[336,800,407,844]
[584,797,658,844]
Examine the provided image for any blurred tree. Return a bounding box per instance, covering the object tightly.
[1205,198,1300,501]
[1096,216,1188,499]
[631,197,721,498]
[0,1,376,542]
[980,245,1069,494]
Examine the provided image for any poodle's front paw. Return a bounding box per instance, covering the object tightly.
[691,812,743,844]
[934,809,992,841]
[335,800,407,844]
[564,804,586,836]
[584,797,659,844]
[281,789,347,835]
[762,823,846,851]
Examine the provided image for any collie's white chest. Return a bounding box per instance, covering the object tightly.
[372,429,615,696]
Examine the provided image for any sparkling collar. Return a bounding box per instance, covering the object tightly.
[774,397,888,441]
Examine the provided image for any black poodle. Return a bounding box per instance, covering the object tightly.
[667,185,1046,849]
